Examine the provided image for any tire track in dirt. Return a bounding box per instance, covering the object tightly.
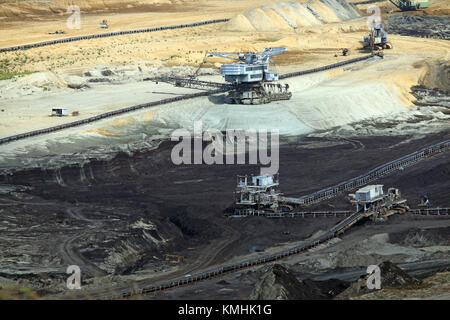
[58,207,107,277]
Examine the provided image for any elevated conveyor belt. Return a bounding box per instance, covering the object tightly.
[117,208,367,299]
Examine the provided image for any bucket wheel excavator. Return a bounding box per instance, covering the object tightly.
[148,48,292,105]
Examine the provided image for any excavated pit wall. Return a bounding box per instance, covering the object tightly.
[222,0,362,32]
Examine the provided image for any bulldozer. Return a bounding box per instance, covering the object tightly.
[363,23,393,51]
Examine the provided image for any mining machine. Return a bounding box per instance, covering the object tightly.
[147,48,292,105]
[207,47,292,104]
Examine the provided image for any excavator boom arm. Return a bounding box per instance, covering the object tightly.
[208,48,288,63]
[389,0,402,9]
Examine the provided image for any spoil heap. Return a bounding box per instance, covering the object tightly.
[223,0,361,32]
[249,264,348,300]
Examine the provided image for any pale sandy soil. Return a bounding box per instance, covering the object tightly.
[0,0,276,48]
[0,22,448,136]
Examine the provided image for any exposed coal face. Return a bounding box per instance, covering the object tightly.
[411,85,450,107]
[385,14,450,40]
[389,227,450,248]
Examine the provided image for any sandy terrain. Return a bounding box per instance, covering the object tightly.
[0,38,448,172]
[0,1,448,144]
[0,0,448,170]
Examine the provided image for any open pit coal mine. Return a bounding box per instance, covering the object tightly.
[0,130,449,298]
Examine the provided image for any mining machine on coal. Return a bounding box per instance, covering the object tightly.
[225,174,408,219]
